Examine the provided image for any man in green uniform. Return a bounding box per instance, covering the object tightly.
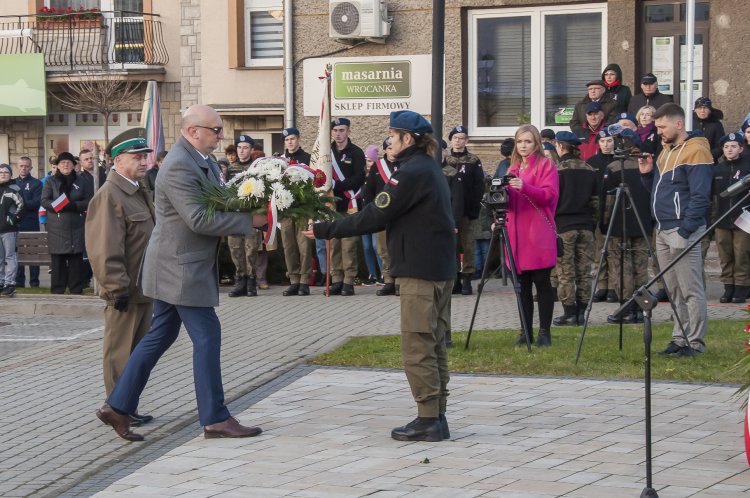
[304,111,456,442]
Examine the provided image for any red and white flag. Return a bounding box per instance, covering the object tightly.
[309,67,332,193]
[51,194,69,212]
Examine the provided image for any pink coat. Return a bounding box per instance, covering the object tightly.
[505,152,560,273]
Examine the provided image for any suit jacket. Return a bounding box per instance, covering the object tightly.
[85,171,156,303]
[141,136,257,307]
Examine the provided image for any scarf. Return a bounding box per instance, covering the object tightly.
[637,123,656,143]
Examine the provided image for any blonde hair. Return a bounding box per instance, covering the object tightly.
[636,105,657,126]
[511,125,544,166]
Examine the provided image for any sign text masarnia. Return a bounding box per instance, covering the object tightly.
[334,61,411,99]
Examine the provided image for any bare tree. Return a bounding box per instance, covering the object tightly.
[48,73,142,191]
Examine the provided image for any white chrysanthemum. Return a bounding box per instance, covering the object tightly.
[274,187,294,210]
[237,177,265,198]
[285,169,306,183]
[270,182,285,193]
[264,166,283,181]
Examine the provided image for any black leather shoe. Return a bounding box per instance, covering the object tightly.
[130,412,154,425]
[282,284,300,296]
[676,346,700,357]
[439,414,450,439]
[536,328,551,347]
[327,282,343,296]
[658,341,683,356]
[592,289,608,303]
[720,284,735,304]
[297,284,310,296]
[606,290,618,303]
[341,283,355,296]
[391,417,443,442]
[377,282,396,296]
[515,332,533,346]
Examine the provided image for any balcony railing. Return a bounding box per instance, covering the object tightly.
[0,11,169,71]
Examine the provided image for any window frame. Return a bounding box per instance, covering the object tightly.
[467,3,608,138]
[243,0,283,68]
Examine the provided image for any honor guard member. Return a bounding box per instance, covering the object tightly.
[85,128,156,426]
[305,110,455,442]
[280,127,313,296]
[445,125,484,295]
[712,133,750,303]
[227,134,263,297]
[329,117,366,296]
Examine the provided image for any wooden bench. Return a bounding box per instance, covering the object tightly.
[16,231,51,266]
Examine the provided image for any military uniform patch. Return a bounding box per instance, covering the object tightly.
[375,191,391,208]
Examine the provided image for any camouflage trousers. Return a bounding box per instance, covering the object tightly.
[228,231,262,278]
[556,229,595,306]
[607,236,649,300]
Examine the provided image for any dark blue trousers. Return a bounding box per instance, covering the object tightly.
[16,265,40,287]
[107,299,231,426]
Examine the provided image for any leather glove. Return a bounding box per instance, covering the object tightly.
[113,294,129,312]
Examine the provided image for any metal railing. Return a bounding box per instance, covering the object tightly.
[0,11,169,70]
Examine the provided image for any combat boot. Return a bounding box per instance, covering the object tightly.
[376,282,396,296]
[282,283,300,296]
[246,277,258,297]
[655,288,669,302]
[391,417,443,442]
[514,330,534,346]
[228,276,247,297]
[452,273,462,294]
[732,286,750,303]
[536,328,552,347]
[576,300,587,324]
[720,284,735,303]
[592,288,608,302]
[553,305,579,326]
[461,275,473,295]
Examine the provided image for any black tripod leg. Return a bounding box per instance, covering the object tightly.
[464,228,501,350]
[501,225,532,352]
[576,187,623,364]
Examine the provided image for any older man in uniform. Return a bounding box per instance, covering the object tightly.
[227,134,262,297]
[96,105,267,441]
[86,128,156,426]
[306,110,455,442]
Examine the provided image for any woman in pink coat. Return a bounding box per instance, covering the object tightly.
[505,125,560,346]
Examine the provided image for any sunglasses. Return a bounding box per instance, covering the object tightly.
[194,125,223,135]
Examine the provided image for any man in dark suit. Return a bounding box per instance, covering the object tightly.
[96,105,267,441]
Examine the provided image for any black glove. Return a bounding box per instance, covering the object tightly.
[113,294,129,312]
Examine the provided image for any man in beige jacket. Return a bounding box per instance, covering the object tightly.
[85,128,156,426]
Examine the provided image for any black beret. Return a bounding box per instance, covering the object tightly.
[282,127,300,137]
[448,125,467,140]
[331,117,351,128]
[236,134,255,146]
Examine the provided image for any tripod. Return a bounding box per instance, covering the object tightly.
[575,150,688,363]
[464,206,532,352]
[609,189,750,498]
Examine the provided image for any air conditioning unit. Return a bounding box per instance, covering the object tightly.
[329,0,390,40]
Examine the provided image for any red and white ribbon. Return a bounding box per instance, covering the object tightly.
[376,158,392,184]
[264,197,278,246]
[286,164,315,180]
[331,153,361,210]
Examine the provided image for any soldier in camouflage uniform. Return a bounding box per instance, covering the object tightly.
[601,144,652,323]
[551,132,599,326]
[227,135,262,297]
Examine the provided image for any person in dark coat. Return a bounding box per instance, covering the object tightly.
[40,152,92,294]
[602,63,632,113]
[569,81,618,136]
[693,97,725,162]
[627,73,673,114]
[145,150,167,200]
[14,156,42,288]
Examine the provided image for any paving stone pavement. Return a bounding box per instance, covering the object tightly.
[0,279,747,498]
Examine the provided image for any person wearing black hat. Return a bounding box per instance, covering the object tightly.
[693,97,725,161]
[329,117,366,296]
[305,110,455,442]
[0,162,24,297]
[279,127,313,296]
[86,128,156,425]
[493,138,514,179]
[627,73,673,114]
[445,125,484,295]
[41,151,92,294]
[227,134,262,298]
[551,131,599,327]
[712,133,750,303]
[568,80,618,137]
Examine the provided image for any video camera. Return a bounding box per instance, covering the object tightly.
[483,174,516,212]
[607,124,643,160]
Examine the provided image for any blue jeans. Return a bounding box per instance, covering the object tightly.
[361,233,382,278]
[16,265,40,287]
[315,239,327,274]
[107,299,231,426]
[474,238,490,277]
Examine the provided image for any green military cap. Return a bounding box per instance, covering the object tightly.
[107,128,153,158]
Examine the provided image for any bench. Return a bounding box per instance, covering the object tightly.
[16,231,51,266]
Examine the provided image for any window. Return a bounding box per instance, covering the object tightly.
[48,0,100,9]
[244,0,283,67]
[468,4,607,136]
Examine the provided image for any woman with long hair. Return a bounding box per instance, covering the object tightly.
[505,125,560,346]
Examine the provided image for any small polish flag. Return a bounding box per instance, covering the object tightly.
[51,194,69,212]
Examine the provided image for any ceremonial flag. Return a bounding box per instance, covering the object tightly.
[140,80,165,169]
[309,66,332,193]
[51,194,69,212]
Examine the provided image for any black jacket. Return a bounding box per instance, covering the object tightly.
[314,145,456,281]
[15,175,42,231]
[284,147,311,166]
[145,166,159,198]
[443,148,484,219]
[601,157,653,236]
[441,163,465,230]
[601,63,632,113]
[693,108,725,162]
[627,91,673,114]
[554,155,599,233]
[41,172,91,254]
[363,158,397,203]
[331,139,366,213]
[79,167,107,199]
[712,155,750,230]
[0,180,24,234]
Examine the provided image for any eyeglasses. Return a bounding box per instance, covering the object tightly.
[194,125,223,135]
[603,71,617,76]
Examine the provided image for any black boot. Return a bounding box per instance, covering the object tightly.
[576,301,587,324]
[246,277,258,297]
[592,288,608,303]
[391,417,443,442]
[377,282,396,296]
[444,330,453,348]
[733,285,750,303]
[297,284,310,296]
[606,289,619,303]
[228,276,247,297]
[515,330,534,346]
[341,283,355,296]
[282,283,300,296]
[327,281,343,296]
[452,274,462,295]
[536,328,551,347]
[720,284,735,303]
[461,276,473,296]
[553,305,579,326]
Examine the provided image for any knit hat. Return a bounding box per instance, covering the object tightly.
[365,145,379,162]
[0,163,11,174]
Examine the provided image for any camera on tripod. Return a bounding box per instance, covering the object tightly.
[483,174,516,212]
[608,124,643,160]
